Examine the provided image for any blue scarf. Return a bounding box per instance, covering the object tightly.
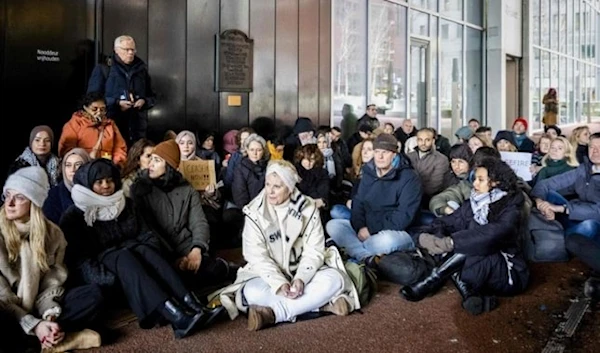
[513,133,527,148]
[470,188,507,225]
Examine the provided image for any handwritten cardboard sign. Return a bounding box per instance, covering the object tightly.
[179,159,217,190]
[500,152,533,181]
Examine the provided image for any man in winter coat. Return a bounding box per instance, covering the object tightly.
[87,35,156,145]
[407,128,450,205]
[326,134,422,262]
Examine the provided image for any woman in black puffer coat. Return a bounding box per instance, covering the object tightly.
[401,157,529,316]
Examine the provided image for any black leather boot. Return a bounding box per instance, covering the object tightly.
[451,272,498,315]
[401,253,467,302]
[182,292,226,329]
[159,299,203,339]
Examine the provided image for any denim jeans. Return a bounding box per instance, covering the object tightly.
[546,190,600,241]
[330,204,351,220]
[325,219,414,261]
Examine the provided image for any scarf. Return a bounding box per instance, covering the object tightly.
[71,185,126,226]
[469,188,507,225]
[321,148,336,178]
[18,147,60,186]
[513,133,527,148]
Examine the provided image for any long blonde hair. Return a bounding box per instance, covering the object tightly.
[542,136,579,168]
[352,138,374,179]
[0,203,49,272]
[569,126,590,147]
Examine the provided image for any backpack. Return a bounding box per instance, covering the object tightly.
[523,208,569,262]
[343,258,378,307]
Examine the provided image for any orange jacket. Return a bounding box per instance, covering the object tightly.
[58,111,128,167]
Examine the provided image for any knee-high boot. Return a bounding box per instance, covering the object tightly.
[400,253,467,302]
[451,272,498,315]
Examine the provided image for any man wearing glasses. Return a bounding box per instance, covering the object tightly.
[87,35,156,145]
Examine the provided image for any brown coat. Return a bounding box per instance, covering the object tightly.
[58,111,128,167]
[407,149,449,197]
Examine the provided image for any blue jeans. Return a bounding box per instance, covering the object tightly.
[325,219,414,261]
[330,204,351,220]
[546,191,600,241]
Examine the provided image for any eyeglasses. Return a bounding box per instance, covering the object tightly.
[118,47,136,53]
[2,193,29,205]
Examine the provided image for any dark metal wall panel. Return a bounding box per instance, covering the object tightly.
[275,0,299,126]
[187,0,220,133]
[148,0,186,140]
[102,0,148,62]
[0,0,90,183]
[249,0,275,123]
[298,0,319,123]
[219,0,250,133]
[318,0,331,126]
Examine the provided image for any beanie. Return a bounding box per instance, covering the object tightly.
[223,129,239,154]
[29,125,54,147]
[153,139,181,169]
[3,166,50,207]
[513,117,528,130]
[455,126,473,141]
[373,133,399,153]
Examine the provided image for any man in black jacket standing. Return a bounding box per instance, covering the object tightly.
[87,35,156,145]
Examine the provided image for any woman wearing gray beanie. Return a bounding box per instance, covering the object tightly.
[0,166,103,352]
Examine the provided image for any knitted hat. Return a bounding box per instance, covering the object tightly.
[493,130,518,149]
[3,166,50,207]
[513,117,528,130]
[29,125,54,147]
[373,133,398,153]
[153,139,181,169]
[455,126,473,141]
[266,160,299,192]
[449,143,473,165]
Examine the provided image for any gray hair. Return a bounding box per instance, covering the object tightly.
[114,35,135,49]
[243,133,270,160]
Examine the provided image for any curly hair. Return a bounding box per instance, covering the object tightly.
[294,144,324,169]
[475,157,518,194]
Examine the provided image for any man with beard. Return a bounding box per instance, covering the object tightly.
[407,128,449,206]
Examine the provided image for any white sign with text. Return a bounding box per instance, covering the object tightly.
[500,151,533,181]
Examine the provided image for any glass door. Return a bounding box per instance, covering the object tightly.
[410,38,431,128]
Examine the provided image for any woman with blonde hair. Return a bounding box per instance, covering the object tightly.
[467,133,493,154]
[536,136,579,183]
[569,126,591,164]
[1,166,103,352]
[211,160,360,331]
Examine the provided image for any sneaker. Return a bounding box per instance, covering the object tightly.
[247,305,275,331]
[321,298,350,316]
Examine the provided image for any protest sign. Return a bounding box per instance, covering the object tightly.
[179,159,217,190]
[500,151,533,181]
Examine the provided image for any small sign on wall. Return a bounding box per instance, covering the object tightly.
[215,29,254,92]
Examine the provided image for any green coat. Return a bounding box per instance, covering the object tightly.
[536,159,576,182]
[429,180,472,216]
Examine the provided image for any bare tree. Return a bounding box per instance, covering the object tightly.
[335,0,359,96]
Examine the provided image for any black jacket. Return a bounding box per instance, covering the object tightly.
[232,157,267,208]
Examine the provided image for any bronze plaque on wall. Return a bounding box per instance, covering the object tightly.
[215,29,254,92]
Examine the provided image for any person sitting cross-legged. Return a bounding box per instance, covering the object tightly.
[326,134,421,265]
[210,160,360,331]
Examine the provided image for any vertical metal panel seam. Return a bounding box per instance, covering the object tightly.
[274,0,277,121]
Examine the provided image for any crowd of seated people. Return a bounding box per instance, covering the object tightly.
[2,95,599,352]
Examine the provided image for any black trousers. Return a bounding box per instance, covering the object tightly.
[0,284,104,353]
[101,244,188,325]
[566,234,600,273]
[460,253,529,296]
